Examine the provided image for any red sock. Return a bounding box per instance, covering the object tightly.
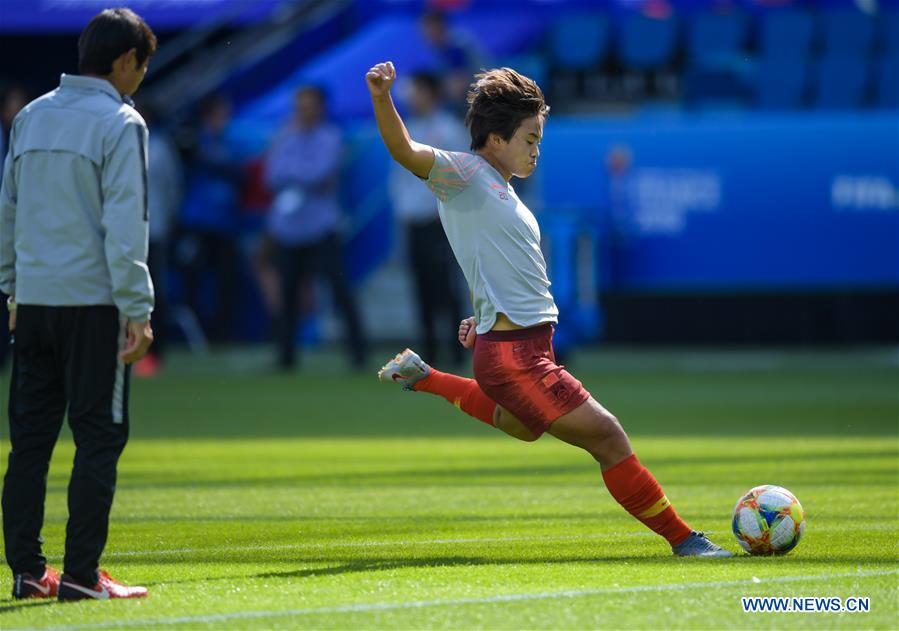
[601,453,692,546]
[413,370,496,426]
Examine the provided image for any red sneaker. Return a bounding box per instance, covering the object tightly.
[58,570,148,601]
[12,566,61,599]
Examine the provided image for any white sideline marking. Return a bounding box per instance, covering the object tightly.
[32,569,898,631]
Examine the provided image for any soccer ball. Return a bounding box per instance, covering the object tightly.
[732,485,805,555]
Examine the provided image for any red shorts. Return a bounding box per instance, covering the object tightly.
[472,324,591,438]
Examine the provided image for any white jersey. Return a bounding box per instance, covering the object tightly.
[426,149,558,334]
[389,110,468,222]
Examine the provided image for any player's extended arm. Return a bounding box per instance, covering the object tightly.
[0,124,19,304]
[366,61,434,179]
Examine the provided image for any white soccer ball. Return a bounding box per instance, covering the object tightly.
[732,484,805,555]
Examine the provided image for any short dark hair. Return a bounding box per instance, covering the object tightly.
[410,72,441,100]
[465,67,549,151]
[198,92,230,121]
[296,84,327,105]
[78,8,157,75]
[421,10,448,29]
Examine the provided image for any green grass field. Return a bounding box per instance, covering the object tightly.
[0,347,896,629]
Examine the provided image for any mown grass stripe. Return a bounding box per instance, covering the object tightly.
[33,569,898,631]
[100,532,655,558]
[89,523,898,559]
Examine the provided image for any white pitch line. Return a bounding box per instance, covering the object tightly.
[28,569,898,631]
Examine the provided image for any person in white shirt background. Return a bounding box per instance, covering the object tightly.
[389,72,468,367]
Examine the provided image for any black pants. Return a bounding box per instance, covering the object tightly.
[180,230,238,342]
[147,241,168,358]
[275,232,367,368]
[406,219,464,365]
[0,291,9,369]
[2,306,129,585]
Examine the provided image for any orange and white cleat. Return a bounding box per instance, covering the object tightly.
[377,348,431,390]
[12,566,61,599]
[58,570,148,601]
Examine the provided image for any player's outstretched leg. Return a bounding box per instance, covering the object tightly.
[378,349,497,428]
[379,350,543,441]
[546,399,732,557]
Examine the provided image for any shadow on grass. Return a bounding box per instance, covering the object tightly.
[139,554,657,586]
[0,599,57,613]
[133,552,899,583]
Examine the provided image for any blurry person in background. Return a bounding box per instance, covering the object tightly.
[264,85,367,371]
[179,93,242,342]
[249,233,284,339]
[420,10,486,114]
[0,83,30,370]
[134,100,183,377]
[389,72,466,367]
[0,8,155,600]
[0,84,30,176]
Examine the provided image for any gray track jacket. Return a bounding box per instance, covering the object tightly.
[0,74,154,322]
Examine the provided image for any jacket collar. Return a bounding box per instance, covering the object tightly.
[59,74,126,104]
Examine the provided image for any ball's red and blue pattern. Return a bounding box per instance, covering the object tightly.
[732,485,805,555]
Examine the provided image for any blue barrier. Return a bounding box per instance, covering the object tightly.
[538,112,899,291]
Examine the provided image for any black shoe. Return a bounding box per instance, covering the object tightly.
[12,566,60,599]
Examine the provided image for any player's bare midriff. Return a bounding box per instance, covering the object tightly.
[491,312,531,331]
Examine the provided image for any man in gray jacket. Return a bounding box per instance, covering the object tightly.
[0,8,156,600]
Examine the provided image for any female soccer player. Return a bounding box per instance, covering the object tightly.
[366,61,730,557]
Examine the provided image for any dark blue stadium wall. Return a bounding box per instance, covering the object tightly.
[538,111,899,343]
[539,111,899,291]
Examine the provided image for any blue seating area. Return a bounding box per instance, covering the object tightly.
[537,6,897,110]
[814,55,871,109]
[225,4,894,142]
[885,12,899,56]
[684,11,751,104]
[688,11,749,64]
[755,57,808,109]
[821,9,876,55]
[549,13,610,70]
[760,10,814,58]
[619,13,679,70]
[876,55,899,107]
